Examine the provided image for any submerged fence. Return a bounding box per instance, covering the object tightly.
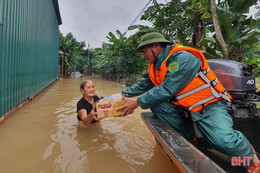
[0,0,62,119]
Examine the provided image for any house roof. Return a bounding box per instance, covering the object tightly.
[53,0,62,25]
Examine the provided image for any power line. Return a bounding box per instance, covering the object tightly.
[121,0,152,38]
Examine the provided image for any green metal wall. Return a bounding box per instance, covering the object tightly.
[0,0,60,117]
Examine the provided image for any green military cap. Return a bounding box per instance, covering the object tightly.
[137,32,170,52]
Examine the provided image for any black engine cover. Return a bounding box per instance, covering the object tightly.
[207,59,257,101]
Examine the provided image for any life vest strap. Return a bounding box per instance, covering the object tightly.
[175,69,218,101]
[210,78,218,87]
[176,84,210,100]
[198,71,211,83]
[202,67,210,75]
[188,92,231,111]
[188,95,216,111]
[220,91,231,102]
[202,75,231,103]
[200,72,231,103]
[175,68,231,111]
[195,67,210,77]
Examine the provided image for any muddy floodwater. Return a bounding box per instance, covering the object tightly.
[0,76,177,173]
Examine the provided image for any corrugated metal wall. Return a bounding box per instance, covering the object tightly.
[0,0,60,117]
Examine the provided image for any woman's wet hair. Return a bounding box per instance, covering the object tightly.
[80,80,92,90]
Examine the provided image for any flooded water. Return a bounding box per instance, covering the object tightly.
[0,76,177,173]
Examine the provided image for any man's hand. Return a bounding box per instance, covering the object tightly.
[116,98,139,116]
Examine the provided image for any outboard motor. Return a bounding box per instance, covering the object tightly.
[208,59,260,153]
[208,59,260,117]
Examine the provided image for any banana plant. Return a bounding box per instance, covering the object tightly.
[59,32,86,75]
[93,30,147,80]
[198,0,260,61]
[139,0,195,45]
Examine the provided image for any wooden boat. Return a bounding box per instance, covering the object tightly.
[141,108,260,173]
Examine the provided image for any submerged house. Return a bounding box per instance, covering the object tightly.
[0,0,62,122]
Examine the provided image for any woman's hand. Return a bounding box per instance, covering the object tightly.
[89,105,99,121]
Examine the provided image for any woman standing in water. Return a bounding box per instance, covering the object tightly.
[77,80,100,128]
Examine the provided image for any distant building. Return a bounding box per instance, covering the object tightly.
[0,0,62,121]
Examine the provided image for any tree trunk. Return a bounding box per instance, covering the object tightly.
[192,17,206,50]
[210,0,229,59]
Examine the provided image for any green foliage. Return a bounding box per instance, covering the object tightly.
[59,32,86,75]
[92,30,147,81]
[242,43,260,77]
[134,0,260,61]
[198,0,260,60]
[243,57,260,77]
[140,0,195,45]
[83,0,260,83]
[73,54,87,73]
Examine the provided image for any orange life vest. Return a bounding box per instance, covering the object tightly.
[148,43,232,112]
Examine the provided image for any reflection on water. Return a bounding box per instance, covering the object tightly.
[0,76,176,173]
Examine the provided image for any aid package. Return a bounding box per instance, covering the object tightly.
[96,93,126,119]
